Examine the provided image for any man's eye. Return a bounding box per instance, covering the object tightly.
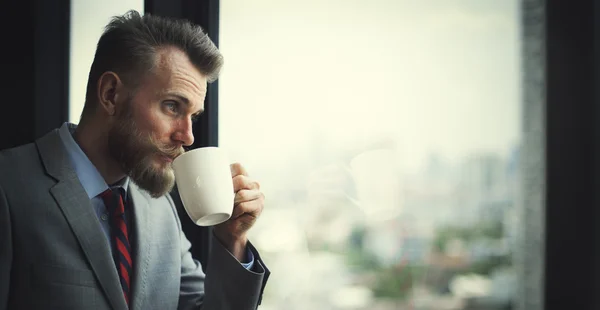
[165,101,179,113]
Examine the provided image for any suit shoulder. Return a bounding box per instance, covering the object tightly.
[0,141,36,158]
[0,142,40,170]
[0,141,50,191]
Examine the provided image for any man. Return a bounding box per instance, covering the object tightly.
[0,10,269,310]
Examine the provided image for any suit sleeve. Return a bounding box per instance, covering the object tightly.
[169,199,268,310]
[200,235,267,310]
[0,185,12,310]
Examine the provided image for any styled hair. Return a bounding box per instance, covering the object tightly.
[81,10,223,118]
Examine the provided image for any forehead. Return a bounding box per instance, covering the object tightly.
[140,47,207,108]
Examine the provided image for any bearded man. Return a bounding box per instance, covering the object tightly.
[0,10,268,310]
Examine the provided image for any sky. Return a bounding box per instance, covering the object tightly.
[218,0,521,175]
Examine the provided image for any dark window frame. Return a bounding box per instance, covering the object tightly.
[543,1,600,310]
[0,0,70,150]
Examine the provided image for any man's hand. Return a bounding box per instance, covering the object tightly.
[213,162,264,262]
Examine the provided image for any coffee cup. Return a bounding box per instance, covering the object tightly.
[172,147,234,226]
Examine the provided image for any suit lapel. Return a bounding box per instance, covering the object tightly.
[36,130,128,310]
[128,182,154,310]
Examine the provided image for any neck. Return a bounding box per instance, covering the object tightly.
[74,119,126,185]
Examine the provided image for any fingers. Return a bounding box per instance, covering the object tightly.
[230,162,260,191]
[234,189,263,205]
[230,162,248,178]
[231,195,264,219]
[233,175,260,192]
[228,162,264,223]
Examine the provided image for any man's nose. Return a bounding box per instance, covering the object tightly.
[173,118,195,147]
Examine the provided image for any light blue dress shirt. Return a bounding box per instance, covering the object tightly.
[58,122,254,269]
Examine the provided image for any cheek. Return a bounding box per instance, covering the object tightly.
[129,98,176,141]
[145,109,176,140]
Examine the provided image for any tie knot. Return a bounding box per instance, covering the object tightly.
[99,188,125,217]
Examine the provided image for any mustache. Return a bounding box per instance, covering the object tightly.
[142,133,184,159]
[156,144,184,159]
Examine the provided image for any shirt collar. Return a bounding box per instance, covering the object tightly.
[58,122,130,200]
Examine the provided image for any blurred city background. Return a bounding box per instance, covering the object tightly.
[219,1,521,309]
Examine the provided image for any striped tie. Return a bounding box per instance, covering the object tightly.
[100,188,132,307]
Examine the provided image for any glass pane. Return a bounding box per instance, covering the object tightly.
[69,1,144,124]
[220,1,522,309]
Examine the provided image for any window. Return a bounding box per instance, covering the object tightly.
[220,1,522,309]
[69,1,144,123]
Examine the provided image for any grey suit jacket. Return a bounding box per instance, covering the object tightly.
[0,129,269,310]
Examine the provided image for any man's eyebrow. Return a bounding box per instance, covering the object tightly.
[167,93,190,105]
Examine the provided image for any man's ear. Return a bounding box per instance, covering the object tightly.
[97,72,124,116]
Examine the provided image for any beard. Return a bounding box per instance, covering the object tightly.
[107,101,184,198]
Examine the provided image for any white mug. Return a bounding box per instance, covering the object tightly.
[172,147,234,226]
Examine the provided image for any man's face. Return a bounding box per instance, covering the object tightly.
[108,48,207,198]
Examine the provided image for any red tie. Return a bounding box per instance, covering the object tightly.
[100,188,132,307]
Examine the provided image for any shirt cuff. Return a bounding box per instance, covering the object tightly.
[240,247,255,270]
